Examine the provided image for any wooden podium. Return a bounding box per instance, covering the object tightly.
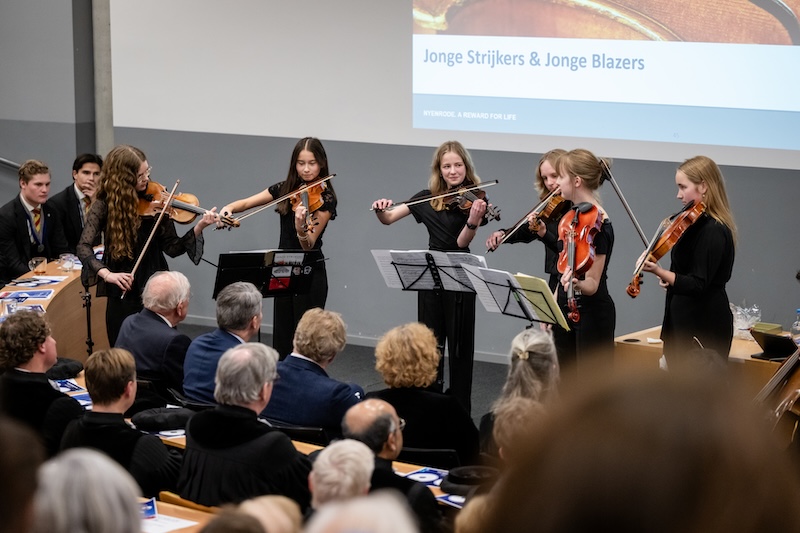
[1,262,109,363]
[615,326,779,396]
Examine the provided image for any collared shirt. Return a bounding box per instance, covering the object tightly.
[287,352,322,368]
[152,311,176,328]
[19,194,40,217]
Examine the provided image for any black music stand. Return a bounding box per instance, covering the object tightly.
[213,249,324,299]
[371,249,486,293]
[461,265,568,330]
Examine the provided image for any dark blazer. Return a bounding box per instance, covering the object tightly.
[0,369,84,457]
[371,456,442,533]
[183,328,242,403]
[178,404,311,509]
[261,355,363,436]
[116,309,190,401]
[0,196,68,285]
[367,387,479,466]
[48,184,99,253]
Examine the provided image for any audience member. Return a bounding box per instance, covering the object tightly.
[310,439,374,512]
[454,493,492,533]
[32,448,142,533]
[239,495,302,533]
[485,367,800,532]
[115,270,192,409]
[367,322,478,466]
[305,492,419,533]
[199,508,265,533]
[342,399,442,533]
[184,281,263,404]
[262,308,363,437]
[0,416,45,533]
[48,153,103,252]
[60,348,181,496]
[479,327,559,458]
[178,343,312,509]
[491,396,546,464]
[0,159,68,285]
[0,310,83,456]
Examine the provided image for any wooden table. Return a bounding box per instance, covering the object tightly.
[1,262,109,362]
[614,326,779,396]
[147,500,213,532]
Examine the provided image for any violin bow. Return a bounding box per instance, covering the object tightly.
[599,160,649,247]
[489,188,561,252]
[121,180,180,299]
[233,174,336,223]
[370,180,498,212]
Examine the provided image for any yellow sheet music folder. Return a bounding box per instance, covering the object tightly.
[514,272,570,331]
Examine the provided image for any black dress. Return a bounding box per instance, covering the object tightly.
[553,216,616,374]
[76,199,204,345]
[266,182,336,359]
[408,189,484,413]
[661,214,734,365]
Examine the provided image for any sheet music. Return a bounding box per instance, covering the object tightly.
[462,265,537,318]
[439,252,488,291]
[371,250,487,292]
[371,249,404,288]
[514,273,570,331]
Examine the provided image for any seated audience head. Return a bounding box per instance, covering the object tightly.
[310,439,374,509]
[72,153,103,197]
[216,281,263,340]
[305,492,418,533]
[142,270,191,322]
[0,417,45,533]
[374,322,440,388]
[214,343,279,411]
[342,399,403,460]
[18,159,51,207]
[199,508,265,533]
[492,397,546,463]
[485,368,800,532]
[33,448,142,533]
[496,327,559,409]
[292,308,346,366]
[0,310,55,373]
[454,493,492,533]
[238,495,302,533]
[84,348,137,410]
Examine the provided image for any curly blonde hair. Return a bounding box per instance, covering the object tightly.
[374,322,441,388]
[293,308,346,363]
[97,145,145,261]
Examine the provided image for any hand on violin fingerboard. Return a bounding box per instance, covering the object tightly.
[467,198,487,225]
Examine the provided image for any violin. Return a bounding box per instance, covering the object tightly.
[557,202,603,323]
[371,180,499,215]
[627,201,705,298]
[488,188,568,252]
[445,183,502,221]
[290,182,327,233]
[138,181,239,229]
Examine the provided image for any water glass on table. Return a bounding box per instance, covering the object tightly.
[28,257,47,274]
[59,253,76,272]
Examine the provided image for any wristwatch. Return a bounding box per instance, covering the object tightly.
[465,222,478,230]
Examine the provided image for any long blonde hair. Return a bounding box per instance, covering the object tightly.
[97,145,145,261]
[427,141,481,211]
[678,156,737,245]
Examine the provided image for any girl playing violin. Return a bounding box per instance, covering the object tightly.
[486,149,571,291]
[372,140,488,413]
[554,149,616,377]
[76,145,218,345]
[639,156,736,368]
[220,137,337,359]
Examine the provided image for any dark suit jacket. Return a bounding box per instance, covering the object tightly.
[48,184,99,253]
[116,309,190,401]
[371,456,442,533]
[261,355,363,436]
[0,196,68,285]
[366,387,479,466]
[183,328,241,403]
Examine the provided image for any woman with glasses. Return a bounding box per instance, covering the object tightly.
[76,144,217,344]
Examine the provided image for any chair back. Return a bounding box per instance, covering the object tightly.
[167,387,215,411]
[397,447,461,470]
[158,491,220,514]
[262,418,331,446]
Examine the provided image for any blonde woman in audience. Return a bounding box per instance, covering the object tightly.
[367,322,478,466]
[239,495,302,533]
[479,327,559,458]
[33,448,142,533]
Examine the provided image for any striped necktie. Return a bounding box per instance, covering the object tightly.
[32,207,42,233]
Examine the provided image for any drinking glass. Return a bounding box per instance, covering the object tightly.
[28,257,47,274]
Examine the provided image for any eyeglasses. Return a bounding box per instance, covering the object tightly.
[137,166,152,181]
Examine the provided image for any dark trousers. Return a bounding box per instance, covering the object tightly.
[418,290,476,414]
[273,264,328,360]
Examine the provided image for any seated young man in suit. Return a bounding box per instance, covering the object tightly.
[261,308,363,437]
[48,153,103,253]
[115,271,192,410]
[178,343,312,510]
[342,399,443,533]
[0,159,68,285]
[183,281,263,404]
[60,348,181,497]
[0,310,83,457]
